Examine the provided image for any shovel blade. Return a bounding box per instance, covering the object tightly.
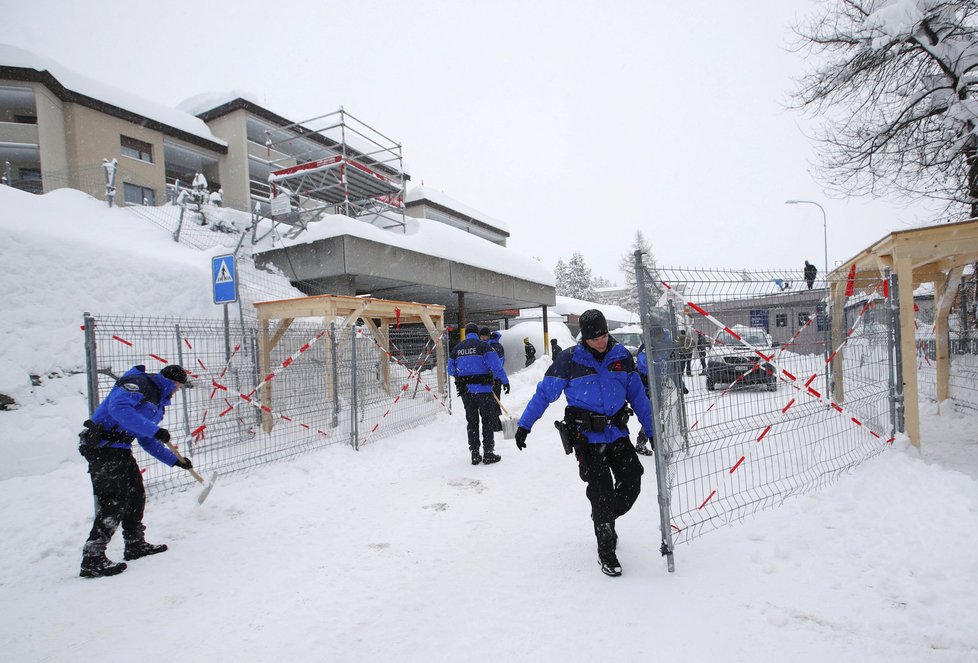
[500,415,518,440]
[197,472,218,505]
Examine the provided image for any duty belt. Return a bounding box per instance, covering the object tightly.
[456,374,492,386]
[79,419,134,446]
[564,405,632,432]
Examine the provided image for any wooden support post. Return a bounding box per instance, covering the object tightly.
[361,317,390,394]
[258,318,273,433]
[420,311,447,395]
[896,256,921,447]
[830,280,846,403]
[935,266,964,405]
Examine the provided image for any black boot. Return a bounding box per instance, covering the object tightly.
[595,522,621,577]
[80,551,127,578]
[124,540,169,561]
[482,450,501,464]
[471,450,482,465]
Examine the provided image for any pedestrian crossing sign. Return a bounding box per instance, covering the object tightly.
[212,254,238,304]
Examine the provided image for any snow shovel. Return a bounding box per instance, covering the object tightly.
[164,440,217,505]
[492,392,519,440]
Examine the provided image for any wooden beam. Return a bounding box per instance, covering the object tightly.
[268,318,294,352]
[935,266,965,405]
[257,318,273,434]
[420,311,447,395]
[830,280,846,403]
[896,256,920,447]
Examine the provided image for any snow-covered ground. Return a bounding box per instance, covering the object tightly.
[1,187,977,662]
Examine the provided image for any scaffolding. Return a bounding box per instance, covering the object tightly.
[261,108,407,239]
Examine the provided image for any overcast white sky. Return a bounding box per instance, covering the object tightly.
[1,0,939,283]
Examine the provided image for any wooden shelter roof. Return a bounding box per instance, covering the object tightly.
[831,218,978,289]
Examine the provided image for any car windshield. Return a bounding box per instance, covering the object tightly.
[715,330,769,347]
[614,332,643,348]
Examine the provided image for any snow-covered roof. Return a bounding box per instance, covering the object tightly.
[0,44,226,149]
[177,90,267,117]
[404,185,510,234]
[262,213,551,286]
[517,295,638,323]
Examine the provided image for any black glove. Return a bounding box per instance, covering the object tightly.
[503,383,511,395]
[455,381,467,397]
[174,457,193,470]
[153,428,171,444]
[515,426,529,450]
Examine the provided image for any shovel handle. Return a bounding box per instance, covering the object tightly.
[163,439,206,485]
[492,391,510,415]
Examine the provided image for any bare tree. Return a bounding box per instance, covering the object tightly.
[791,1,978,218]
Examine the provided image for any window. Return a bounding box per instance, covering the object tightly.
[120,135,153,163]
[13,114,37,124]
[123,183,156,206]
[775,313,787,328]
[798,312,811,326]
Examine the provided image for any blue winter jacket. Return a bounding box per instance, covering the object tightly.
[489,331,505,361]
[448,333,509,394]
[518,338,654,444]
[637,329,673,381]
[87,365,181,466]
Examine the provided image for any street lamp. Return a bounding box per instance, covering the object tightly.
[785,200,828,283]
[785,199,830,400]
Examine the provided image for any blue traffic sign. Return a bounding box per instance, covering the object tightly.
[212,254,238,304]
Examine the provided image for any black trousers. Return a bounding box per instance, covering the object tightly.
[80,446,146,552]
[577,437,644,526]
[679,351,693,376]
[460,391,496,453]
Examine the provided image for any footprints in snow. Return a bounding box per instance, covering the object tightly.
[420,477,487,512]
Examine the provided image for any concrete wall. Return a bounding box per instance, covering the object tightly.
[63,103,165,200]
[32,83,69,185]
[204,109,251,213]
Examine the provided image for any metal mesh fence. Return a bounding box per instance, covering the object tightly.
[636,264,897,548]
[916,336,978,410]
[84,314,451,496]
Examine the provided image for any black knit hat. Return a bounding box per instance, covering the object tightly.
[464,322,480,335]
[479,326,491,336]
[578,309,609,341]
[160,364,193,388]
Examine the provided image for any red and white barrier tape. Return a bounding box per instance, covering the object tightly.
[356,331,449,446]
[657,277,895,515]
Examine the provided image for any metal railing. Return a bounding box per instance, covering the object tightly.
[82,314,450,496]
[635,259,898,562]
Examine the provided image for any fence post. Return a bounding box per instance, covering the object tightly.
[634,250,676,573]
[667,298,690,445]
[884,268,898,438]
[175,323,192,436]
[330,323,340,428]
[890,271,906,434]
[351,327,359,450]
[2,161,11,187]
[83,312,100,416]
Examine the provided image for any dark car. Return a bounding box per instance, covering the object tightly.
[705,326,777,391]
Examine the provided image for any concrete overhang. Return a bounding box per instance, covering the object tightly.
[254,234,555,315]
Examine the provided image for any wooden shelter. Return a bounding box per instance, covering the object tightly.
[253,294,447,433]
[831,219,978,446]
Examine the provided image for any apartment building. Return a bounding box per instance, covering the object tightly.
[0,44,226,206]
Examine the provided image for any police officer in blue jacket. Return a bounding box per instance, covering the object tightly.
[514,310,654,577]
[449,322,510,465]
[77,364,195,578]
[480,327,507,430]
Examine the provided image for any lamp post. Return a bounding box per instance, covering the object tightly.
[785,199,830,400]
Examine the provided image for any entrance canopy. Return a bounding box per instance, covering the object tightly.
[831,219,978,445]
[253,294,447,433]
